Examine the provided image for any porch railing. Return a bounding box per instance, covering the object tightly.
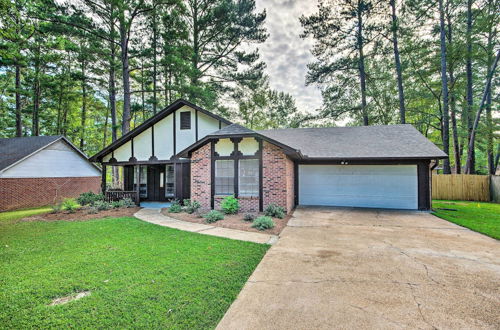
[105,191,140,205]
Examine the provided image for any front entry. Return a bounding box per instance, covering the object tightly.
[147,165,166,201]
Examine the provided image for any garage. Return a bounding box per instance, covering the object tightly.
[299,164,418,210]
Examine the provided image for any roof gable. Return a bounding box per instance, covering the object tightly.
[0,135,61,171]
[89,99,232,162]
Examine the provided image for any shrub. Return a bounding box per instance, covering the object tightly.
[94,200,112,211]
[243,213,256,222]
[121,198,136,208]
[220,196,240,214]
[168,200,182,213]
[51,203,62,213]
[264,203,285,219]
[62,198,79,213]
[203,210,224,223]
[76,192,104,206]
[252,216,275,230]
[86,206,99,214]
[111,200,124,209]
[183,199,201,214]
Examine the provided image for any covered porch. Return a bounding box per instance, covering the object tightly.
[101,161,190,205]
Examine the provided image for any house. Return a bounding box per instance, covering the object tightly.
[0,136,101,211]
[90,99,447,212]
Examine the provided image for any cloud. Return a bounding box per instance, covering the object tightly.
[255,0,322,114]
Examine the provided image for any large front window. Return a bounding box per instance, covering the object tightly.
[215,160,234,195]
[239,159,259,196]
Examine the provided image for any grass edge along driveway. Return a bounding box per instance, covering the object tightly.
[0,216,269,329]
[432,200,499,240]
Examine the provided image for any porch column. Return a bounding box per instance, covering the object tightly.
[135,165,140,204]
[101,164,107,194]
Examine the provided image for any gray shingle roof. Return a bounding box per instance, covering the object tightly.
[211,123,255,136]
[256,125,447,159]
[0,135,62,171]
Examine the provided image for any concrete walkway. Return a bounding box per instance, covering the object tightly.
[134,208,278,245]
[217,206,500,329]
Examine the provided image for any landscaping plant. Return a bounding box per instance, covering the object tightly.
[264,203,285,219]
[94,200,112,211]
[243,213,256,222]
[203,210,224,223]
[62,198,79,213]
[76,192,104,206]
[121,198,136,208]
[168,200,182,213]
[50,203,62,213]
[252,216,275,230]
[183,199,201,214]
[220,196,240,214]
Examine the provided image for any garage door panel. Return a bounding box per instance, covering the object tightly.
[299,165,418,210]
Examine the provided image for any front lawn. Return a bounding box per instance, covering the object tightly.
[432,200,500,240]
[0,206,52,223]
[0,216,269,328]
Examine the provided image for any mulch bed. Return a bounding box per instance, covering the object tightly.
[162,209,291,235]
[21,207,141,222]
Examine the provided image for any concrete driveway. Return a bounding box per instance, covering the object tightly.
[217,206,500,329]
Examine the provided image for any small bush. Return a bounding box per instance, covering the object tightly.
[76,192,104,206]
[220,196,240,214]
[243,213,256,222]
[168,200,182,213]
[94,200,112,211]
[203,210,224,223]
[252,216,275,230]
[111,200,124,209]
[62,198,79,213]
[121,198,136,208]
[51,203,62,213]
[264,203,285,219]
[86,206,99,214]
[183,199,201,214]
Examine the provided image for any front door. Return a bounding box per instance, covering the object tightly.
[147,165,166,201]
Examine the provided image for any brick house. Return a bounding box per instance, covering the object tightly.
[0,136,101,211]
[90,99,446,213]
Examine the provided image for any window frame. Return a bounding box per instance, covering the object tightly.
[214,159,235,195]
[238,159,259,197]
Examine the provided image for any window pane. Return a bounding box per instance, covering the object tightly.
[215,160,234,195]
[165,165,175,197]
[239,159,259,197]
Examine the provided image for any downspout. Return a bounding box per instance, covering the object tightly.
[429,160,439,211]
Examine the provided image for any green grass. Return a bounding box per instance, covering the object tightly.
[0,206,52,223]
[432,200,500,239]
[0,216,269,328]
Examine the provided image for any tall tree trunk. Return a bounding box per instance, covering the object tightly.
[465,0,475,173]
[356,6,368,126]
[79,57,87,150]
[191,0,199,87]
[109,4,117,142]
[119,16,131,134]
[15,64,22,136]
[446,5,461,173]
[32,43,41,136]
[390,0,406,124]
[465,50,500,173]
[485,0,495,175]
[152,7,157,114]
[438,0,451,174]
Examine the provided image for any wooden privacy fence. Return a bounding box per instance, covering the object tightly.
[432,174,490,202]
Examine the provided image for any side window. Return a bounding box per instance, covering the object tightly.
[180,111,191,130]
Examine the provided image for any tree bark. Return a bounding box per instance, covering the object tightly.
[152,7,157,114]
[438,0,451,174]
[15,64,22,136]
[465,0,475,173]
[390,0,406,124]
[109,4,117,142]
[79,57,87,150]
[464,50,500,173]
[485,0,495,175]
[32,43,41,136]
[356,5,369,126]
[119,16,131,134]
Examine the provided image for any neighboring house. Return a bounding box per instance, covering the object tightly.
[0,136,101,211]
[90,99,447,212]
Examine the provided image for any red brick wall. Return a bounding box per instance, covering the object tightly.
[191,143,212,211]
[262,142,295,213]
[215,196,259,213]
[0,176,100,211]
[189,140,295,214]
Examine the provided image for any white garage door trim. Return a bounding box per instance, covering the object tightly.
[299,165,418,210]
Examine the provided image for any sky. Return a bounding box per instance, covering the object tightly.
[254,0,322,114]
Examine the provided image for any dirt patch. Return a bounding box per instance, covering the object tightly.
[21,207,141,222]
[162,210,290,235]
[49,291,91,306]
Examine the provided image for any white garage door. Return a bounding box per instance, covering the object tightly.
[299,165,418,210]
